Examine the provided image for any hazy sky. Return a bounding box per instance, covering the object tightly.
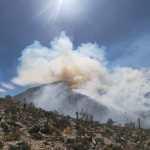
[0,0,150,95]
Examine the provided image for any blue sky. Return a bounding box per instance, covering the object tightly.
[0,0,150,96]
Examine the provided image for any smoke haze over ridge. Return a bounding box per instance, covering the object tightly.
[5,32,150,127]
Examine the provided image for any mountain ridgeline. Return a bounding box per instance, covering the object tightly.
[14,81,109,122]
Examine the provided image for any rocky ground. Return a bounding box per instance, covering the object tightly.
[0,97,150,150]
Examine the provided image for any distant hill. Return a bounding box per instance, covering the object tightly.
[14,81,109,121]
[14,81,150,128]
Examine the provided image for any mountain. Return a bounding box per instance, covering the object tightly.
[14,81,150,127]
[14,81,109,121]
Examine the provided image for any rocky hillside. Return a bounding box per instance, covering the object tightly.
[0,97,150,150]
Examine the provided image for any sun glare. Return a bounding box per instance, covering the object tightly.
[39,0,85,22]
[54,0,83,20]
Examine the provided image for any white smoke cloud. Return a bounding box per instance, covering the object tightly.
[0,88,6,93]
[13,32,107,89]
[1,82,15,90]
[12,32,150,127]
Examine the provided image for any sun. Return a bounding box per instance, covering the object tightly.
[56,0,78,12]
[54,0,82,19]
[38,0,85,22]
[57,0,64,10]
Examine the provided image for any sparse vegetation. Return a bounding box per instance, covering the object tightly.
[0,97,150,149]
[9,141,31,150]
[3,132,20,142]
[0,141,4,149]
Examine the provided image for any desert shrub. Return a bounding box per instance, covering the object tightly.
[30,133,42,140]
[5,95,12,100]
[3,132,20,141]
[9,141,31,150]
[40,123,49,134]
[71,143,89,150]
[28,125,40,134]
[1,121,10,132]
[104,145,122,150]
[107,119,114,126]
[0,141,4,149]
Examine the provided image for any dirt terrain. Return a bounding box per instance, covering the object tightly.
[0,97,150,150]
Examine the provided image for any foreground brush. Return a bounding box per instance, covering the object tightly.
[0,97,150,150]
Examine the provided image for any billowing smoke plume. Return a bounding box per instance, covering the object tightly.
[13,32,150,127]
[13,32,107,88]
